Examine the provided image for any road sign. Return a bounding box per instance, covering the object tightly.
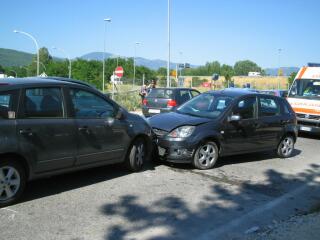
[115,66,124,78]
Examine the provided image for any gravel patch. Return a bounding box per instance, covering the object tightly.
[246,212,320,240]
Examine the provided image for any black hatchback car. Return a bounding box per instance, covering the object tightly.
[142,88,200,117]
[0,77,154,207]
[149,89,298,170]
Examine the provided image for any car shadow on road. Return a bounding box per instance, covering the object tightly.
[100,163,320,240]
[160,149,302,170]
[21,161,156,204]
[298,132,320,140]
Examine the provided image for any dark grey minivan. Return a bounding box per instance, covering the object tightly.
[0,77,154,207]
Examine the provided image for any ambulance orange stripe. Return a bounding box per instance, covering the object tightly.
[293,107,320,115]
[297,67,307,79]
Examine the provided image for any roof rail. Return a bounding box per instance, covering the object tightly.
[39,77,97,89]
[307,63,320,67]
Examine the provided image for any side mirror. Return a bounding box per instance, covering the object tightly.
[115,108,125,120]
[228,114,241,122]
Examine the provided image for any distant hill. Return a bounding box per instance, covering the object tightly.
[264,67,300,76]
[0,48,34,67]
[80,52,185,70]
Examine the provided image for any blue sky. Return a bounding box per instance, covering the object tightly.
[1,0,319,68]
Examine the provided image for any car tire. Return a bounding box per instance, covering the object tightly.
[277,135,295,158]
[0,159,27,208]
[126,138,146,172]
[193,141,219,170]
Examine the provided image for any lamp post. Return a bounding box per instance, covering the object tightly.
[278,48,282,90]
[102,18,112,93]
[167,0,171,87]
[14,30,39,76]
[9,70,17,78]
[52,47,72,78]
[133,42,141,86]
[34,61,46,73]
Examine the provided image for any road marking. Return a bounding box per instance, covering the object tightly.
[198,179,320,240]
[0,207,18,214]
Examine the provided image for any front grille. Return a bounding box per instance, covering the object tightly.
[153,128,168,137]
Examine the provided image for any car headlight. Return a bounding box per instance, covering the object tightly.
[168,126,195,138]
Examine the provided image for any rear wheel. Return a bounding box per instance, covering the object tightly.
[277,135,295,158]
[193,141,219,170]
[0,159,26,208]
[126,138,146,172]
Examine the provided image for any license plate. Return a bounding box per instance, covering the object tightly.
[149,109,160,114]
[158,147,166,156]
[300,126,312,131]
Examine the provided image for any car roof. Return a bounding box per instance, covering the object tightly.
[0,77,95,89]
[150,87,197,91]
[205,88,260,97]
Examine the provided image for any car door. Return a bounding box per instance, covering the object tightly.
[256,96,283,148]
[17,86,77,173]
[223,96,261,154]
[68,88,130,166]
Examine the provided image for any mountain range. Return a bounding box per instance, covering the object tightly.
[0,48,299,76]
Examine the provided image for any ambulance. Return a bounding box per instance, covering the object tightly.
[287,63,320,133]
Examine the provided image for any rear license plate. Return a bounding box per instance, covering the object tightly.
[149,109,160,114]
[300,126,312,131]
[158,147,166,156]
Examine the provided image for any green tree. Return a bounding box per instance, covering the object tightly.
[234,60,262,76]
[288,72,297,87]
[220,64,234,87]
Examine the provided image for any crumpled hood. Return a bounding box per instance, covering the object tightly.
[148,112,211,132]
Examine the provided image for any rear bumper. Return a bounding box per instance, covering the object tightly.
[142,107,172,117]
[297,118,320,133]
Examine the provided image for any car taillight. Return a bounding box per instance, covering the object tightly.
[143,99,148,106]
[167,99,177,107]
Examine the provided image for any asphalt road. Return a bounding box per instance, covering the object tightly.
[1,133,320,240]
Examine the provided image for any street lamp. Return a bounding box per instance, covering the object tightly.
[102,18,112,93]
[52,46,72,78]
[167,0,171,87]
[34,61,46,72]
[278,48,282,89]
[9,70,17,78]
[133,42,141,86]
[13,30,40,76]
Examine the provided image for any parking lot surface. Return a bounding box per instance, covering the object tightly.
[1,133,320,240]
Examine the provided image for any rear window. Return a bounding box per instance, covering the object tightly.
[147,89,174,99]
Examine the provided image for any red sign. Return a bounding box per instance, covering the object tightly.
[201,82,212,88]
[115,66,124,78]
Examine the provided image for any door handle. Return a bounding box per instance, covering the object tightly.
[78,126,90,134]
[19,129,34,137]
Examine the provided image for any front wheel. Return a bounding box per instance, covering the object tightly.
[193,141,219,170]
[277,135,295,158]
[0,159,27,208]
[126,138,146,172]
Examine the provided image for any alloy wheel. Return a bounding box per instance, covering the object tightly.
[0,166,21,201]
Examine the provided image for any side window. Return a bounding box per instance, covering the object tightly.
[70,89,115,119]
[233,97,257,120]
[190,90,200,98]
[24,88,64,118]
[259,97,280,117]
[0,93,12,119]
[178,90,192,104]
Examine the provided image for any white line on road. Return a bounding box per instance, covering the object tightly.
[0,207,18,214]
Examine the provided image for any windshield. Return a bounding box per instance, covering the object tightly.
[289,79,320,99]
[177,93,234,119]
[147,89,174,99]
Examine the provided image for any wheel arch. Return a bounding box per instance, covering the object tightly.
[0,153,31,179]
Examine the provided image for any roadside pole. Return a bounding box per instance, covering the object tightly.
[112,72,115,100]
[142,73,145,86]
